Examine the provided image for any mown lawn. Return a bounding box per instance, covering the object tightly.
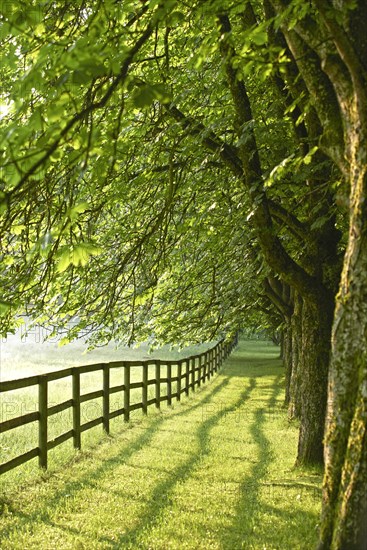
[0,339,322,549]
[0,338,213,480]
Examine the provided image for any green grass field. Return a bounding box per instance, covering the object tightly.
[0,336,213,483]
[0,339,322,549]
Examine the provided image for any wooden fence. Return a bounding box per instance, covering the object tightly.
[0,336,238,475]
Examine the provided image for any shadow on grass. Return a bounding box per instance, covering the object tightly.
[1,345,305,549]
[219,373,321,549]
[108,377,258,548]
[223,354,283,378]
[0,373,232,544]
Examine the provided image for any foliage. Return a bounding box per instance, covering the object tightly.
[1,0,301,345]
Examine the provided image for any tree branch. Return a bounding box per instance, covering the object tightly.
[217,12,332,301]
[8,14,155,201]
[268,0,347,171]
[166,104,243,177]
[268,199,309,242]
[263,277,293,318]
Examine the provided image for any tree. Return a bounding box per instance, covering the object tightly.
[267,0,367,547]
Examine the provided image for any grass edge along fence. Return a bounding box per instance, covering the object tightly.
[0,335,238,474]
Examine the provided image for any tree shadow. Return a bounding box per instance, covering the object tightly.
[107,377,258,548]
[0,348,307,549]
[0,374,232,544]
[218,373,321,549]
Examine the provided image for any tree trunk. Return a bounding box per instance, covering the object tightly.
[296,295,333,465]
[283,323,292,406]
[318,168,367,549]
[288,292,302,420]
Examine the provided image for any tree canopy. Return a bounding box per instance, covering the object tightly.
[0,0,343,344]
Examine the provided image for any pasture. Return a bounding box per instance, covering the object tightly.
[0,330,212,486]
[0,339,322,549]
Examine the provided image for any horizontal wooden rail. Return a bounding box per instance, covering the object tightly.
[0,334,238,475]
[1,411,39,434]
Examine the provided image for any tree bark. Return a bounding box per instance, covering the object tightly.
[318,149,367,550]
[283,322,292,406]
[288,292,302,420]
[297,295,334,465]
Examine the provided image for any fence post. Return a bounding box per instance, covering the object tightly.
[198,355,202,388]
[191,357,195,391]
[185,359,190,396]
[142,364,148,415]
[72,369,81,450]
[124,363,130,422]
[103,364,110,434]
[177,361,182,402]
[38,375,48,469]
[167,364,172,406]
[155,360,161,409]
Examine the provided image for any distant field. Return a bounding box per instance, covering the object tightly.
[0,329,213,381]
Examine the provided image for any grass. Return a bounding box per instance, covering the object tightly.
[0,335,213,482]
[0,339,323,549]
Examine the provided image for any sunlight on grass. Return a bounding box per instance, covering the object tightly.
[0,339,322,549]
[0,335,213,484]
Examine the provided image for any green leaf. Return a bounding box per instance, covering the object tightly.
[132,86,156,109]
[67,202,89,221]
[252,30,268,46]
[303,146,318,165]
[58,336,70,347]
[56,243,101,273]
[12,224,25,235]
[132,83,172,109]
[0,300,12,315]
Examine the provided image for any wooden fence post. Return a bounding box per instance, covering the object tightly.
[124,363,130,422]
[185,359,190,396]
[72,369,81,450]
[103,364,110,434]
[177,361,182,401]
[155,360,161,409]
[191,357,196,391]
[142,364,148,415]
[198,355,202,388]
[38,375,48,469]
[167,364,172,407]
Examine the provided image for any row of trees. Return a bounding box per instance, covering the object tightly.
[1,1,366,547]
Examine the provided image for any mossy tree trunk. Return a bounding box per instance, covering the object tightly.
[319,155,367,550]
[263,278,294,406]
[288,292,302,420]
[297,296,334,465]
[268,0,367,545]
[283,323,292,406]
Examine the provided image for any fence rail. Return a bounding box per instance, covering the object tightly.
[0,335,238,475]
